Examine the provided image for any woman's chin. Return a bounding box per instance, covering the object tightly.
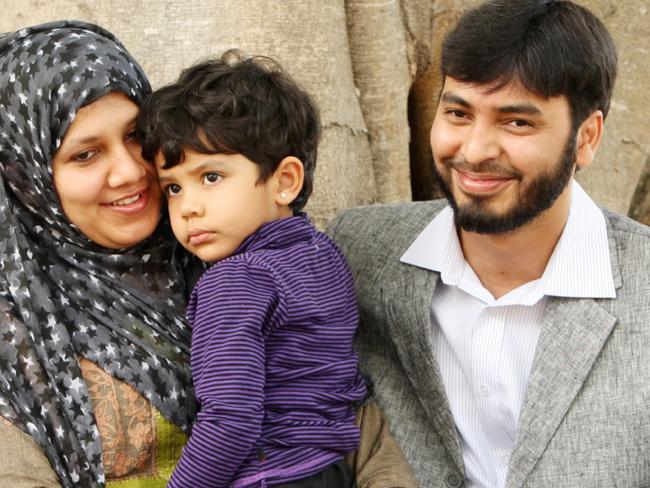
[79,211,161,249]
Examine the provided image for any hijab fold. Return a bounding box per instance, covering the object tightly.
[0,21,194,487]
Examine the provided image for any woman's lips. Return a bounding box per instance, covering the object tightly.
[456,170,513,194]
[102,189,150,215]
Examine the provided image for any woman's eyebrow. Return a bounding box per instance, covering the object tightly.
[65,135,101,146]
[64,115,138,147]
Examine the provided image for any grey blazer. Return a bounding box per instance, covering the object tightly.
[328,200,650,488]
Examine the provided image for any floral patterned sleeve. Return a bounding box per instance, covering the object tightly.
[78,358,188,485]
[0,359,187,488]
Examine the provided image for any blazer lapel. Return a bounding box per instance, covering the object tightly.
[505,296,617,488]
[381,262,465,473]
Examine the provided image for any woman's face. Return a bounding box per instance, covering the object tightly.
[52,92,162,248]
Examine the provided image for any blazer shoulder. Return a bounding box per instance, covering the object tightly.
[602,208,650,251]
[602,209,650,298]
[327,200,447,244]
[326,200,447,279]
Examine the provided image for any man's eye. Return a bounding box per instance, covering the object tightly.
[445,109,468,119]
[509,119,533,128]
[165,184,181,196]
[72,150,98,162]
[203,172,222,185]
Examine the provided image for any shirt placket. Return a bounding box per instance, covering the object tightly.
[472,305,510,487]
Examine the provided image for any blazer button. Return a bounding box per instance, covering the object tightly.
[445,472,463,488]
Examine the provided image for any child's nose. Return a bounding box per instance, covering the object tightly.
[180,196,203,218]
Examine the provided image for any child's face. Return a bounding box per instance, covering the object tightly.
[156,150,289,262]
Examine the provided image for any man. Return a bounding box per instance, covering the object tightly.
[328,1,650,487]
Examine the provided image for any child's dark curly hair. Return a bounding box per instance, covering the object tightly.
[137,50,321,211]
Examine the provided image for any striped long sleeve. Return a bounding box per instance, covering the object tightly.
[168,263,277,487]
[169,214,367,488]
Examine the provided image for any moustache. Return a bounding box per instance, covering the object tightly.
[442,158,523,181]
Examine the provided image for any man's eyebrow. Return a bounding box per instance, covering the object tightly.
[440,92,471,108]
[497,103,542,116]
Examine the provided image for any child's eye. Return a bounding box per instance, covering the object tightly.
[165,183,182,196]
[72,149,99,162]
[203,172,222,185]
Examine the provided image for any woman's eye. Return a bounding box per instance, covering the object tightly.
[125,130,137,142]
[165,183,181,196]
[203,172,222,185]
[72,150,98,162]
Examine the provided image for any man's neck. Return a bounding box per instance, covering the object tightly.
[459,186,573,299]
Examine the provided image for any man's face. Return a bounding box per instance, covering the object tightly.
[430,77,577,234]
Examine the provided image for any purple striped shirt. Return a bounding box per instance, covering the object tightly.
[168,214,367,488]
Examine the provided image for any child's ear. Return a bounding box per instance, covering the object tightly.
[274,156,304,206]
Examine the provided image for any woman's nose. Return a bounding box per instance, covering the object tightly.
[106,144,147,188]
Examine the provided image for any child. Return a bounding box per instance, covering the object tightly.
[137,51,367,488]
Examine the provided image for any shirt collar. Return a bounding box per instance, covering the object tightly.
[400,180,616,300]
[234,212,315,256]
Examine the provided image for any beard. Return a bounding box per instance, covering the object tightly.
[433,133,577,235]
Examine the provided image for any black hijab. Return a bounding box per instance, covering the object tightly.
[0,21,194,487]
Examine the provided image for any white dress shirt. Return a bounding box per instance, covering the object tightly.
[400,181,616,488]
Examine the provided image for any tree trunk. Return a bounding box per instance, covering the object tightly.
[2,0,649,224]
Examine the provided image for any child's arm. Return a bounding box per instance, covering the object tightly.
[168,261,277,488]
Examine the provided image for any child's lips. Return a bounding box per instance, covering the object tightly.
[187,229,214,245]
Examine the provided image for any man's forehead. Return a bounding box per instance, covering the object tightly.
[439,76,569,111]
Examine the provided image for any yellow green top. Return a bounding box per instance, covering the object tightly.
[107,410,187,488]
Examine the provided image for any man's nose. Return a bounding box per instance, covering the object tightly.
[460,121,501,166]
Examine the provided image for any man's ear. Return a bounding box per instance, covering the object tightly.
[575,110,604,170]
[273,156,304,205]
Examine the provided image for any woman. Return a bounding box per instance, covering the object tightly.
[0,21,195,487]
[0,20,416,488]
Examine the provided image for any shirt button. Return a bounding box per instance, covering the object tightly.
[445,472,463,488]
[479,384,491,397]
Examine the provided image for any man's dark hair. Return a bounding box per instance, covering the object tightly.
[441,0,617,128]
[137,50,321,211]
